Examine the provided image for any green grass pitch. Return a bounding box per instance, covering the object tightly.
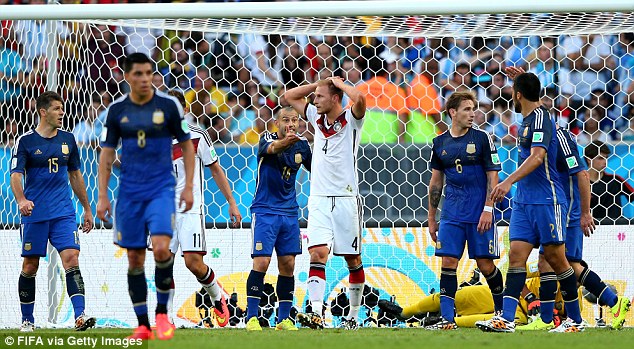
[1,328,633,349]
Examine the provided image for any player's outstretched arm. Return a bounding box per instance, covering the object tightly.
[491,147,545,203]
[284,82,318,116]
[328,77,366,119]
[267,126,300,155]
[576,170,595,236]
[208,162,242,228]
[179,139,195,212]
[97,147,116,223]
[69,170,93,233]
[427,169,444,242]
[10,172,34,217]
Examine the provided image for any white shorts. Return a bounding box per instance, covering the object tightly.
[170,212,207,255]
[307,196,363,255]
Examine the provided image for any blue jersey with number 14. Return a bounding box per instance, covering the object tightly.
[250,131,312,216]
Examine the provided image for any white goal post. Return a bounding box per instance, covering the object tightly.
[0,0,633,329]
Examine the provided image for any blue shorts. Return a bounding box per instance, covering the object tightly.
[21,216,79,257]
[564,226,583,262]
[251,212,301,258]
[510,202,567,247]
[114,191,175,249]
[435,219,499,260]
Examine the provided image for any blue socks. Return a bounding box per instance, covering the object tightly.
[128,267,150,329]
[65,266,86,319]
[246,270,266,320]
[579,267,618,308]
[484,267,504,312]
[439,268,457,322]
[539,272,557,323]
[502,267,527,322]
[154,256,174,314]
[19,272,36,323]
[276,275,295,323]
[558,267,582,323]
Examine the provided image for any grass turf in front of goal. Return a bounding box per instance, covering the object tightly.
[1,327,633,349]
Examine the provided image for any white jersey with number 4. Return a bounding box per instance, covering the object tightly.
[172,125,218,214]
[304,103,363,197]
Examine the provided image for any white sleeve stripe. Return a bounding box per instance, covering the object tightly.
[190,127,213,147]
[487,132,496,152]
[535,108,543,129]
[556,129,573,155]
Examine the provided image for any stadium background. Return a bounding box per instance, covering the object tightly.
[0,0,633,329]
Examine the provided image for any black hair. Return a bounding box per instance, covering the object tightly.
[513,72,542,102]
[36,91,63,112]
[123,52,154,73]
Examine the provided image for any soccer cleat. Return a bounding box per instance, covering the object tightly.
[74,313,96,331]
[609,296,631,330]
[20,320,34,332]
[339,318,359,330]
[296,312,324,330]
[548,318,585,333]
[127,325,154,340]
[155,313,175,340]
[424,318,457,330]
[475,316,515,333]
[246,316,263,331]
[275,319,298,331]
[213,296,230,328]
[516,317,554,331]
[378,299,407,321]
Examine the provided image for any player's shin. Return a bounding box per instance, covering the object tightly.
[276,275,295,322]
[18,272,36,323]
[558,267,582,323]
[539,272,557,323]
[65,266,86,318]
[246,270,265,320]
[440,268,458,322]
[347,264,365,321]
[155,256,175,314]
[307,262,326,316]
[128,268,150,329]
[483,267,504,312]
[197,266,221,301]
[579,266,618,308]
[502,267,527,322]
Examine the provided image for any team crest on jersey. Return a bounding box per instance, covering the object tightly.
[435,241,441,249]
[61,143,69,155]
[466,143,476,154]
[333,120,342,132]
[24,243,31,251]
[295,153,302,164]
[121,116,129,123]
[523,127,529,137]
[255,242,263,251]
[153,109,165,124]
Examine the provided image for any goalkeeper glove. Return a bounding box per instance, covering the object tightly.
[525,292,541,317]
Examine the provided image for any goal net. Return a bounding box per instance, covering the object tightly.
[0,0,633,329]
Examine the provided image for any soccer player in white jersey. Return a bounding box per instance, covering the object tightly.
[166,90,242,327]
[285,77,367,330]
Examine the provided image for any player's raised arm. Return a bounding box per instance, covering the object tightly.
[328,77,366,119]
[97,147,115,223]
[284,82,318,116]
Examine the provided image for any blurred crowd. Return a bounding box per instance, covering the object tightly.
[1,2,634,149]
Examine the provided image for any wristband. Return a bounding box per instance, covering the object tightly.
[483,206,493,213]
